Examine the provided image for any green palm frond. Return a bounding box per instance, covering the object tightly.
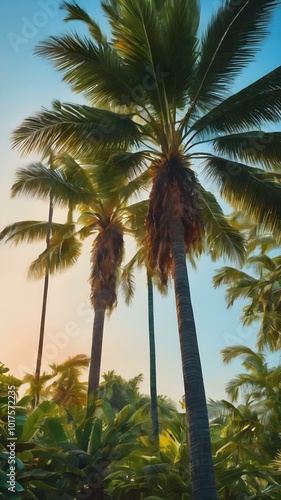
[124,199,148,232]
[54,152,96,197]
[247,254,278,273]
[77,210,102,229]
[28,234,82,279]
[103,151,149,179]
[0,220,66,245]
[50,354,90,374]
[190,66,281,139]
[213,266,258,304]
[204,157,281,232]
[213,266,258,287]
[247,233,281,254]
[212,131,281,170]
[12,100,141,157]
[120,255,139,306]
[11,162,92,206]
[189,0,279,111]
[221,345,263,365]
[118,170,152,204]
[256,311,281,351]
[61,1,106,42]
[199,187,245,264]
[156,0,199,110]
[35,35,138,109]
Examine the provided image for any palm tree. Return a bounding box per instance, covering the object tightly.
[77,184,136,412]
[213,254,281,351]
[0,154,87,405]
[46,354,90,407]
[11,1,281,497]
[121,200,161,443]
[221,345,281,433]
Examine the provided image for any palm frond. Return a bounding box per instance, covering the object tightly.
[125,199,148,236]
[221,345,262,365]
[212,131,281,170]
[0,221,66,245]
[189,0,279,111]
[108,0,171,120]
[247,254,277,273]
[54,153,96,197]
[158,0,199,110]
[120,255,140,305]
[213,266,258,289]
[61,1,106,42]
[77,211,102,230]
[104,151,149,180]
[119,170,152,204]
[10,162,91,206]
[204,157,281,232]
[35,35,139,109]
[28,234,82,279]
[12,100,141,157]
[190,66,281,139]
[199,187,245,264]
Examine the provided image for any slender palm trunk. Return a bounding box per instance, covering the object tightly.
[34,191,53,406]
[170,217,218,500]
[87,306,106,415]
[147,271,159,443]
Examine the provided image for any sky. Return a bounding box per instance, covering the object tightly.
[0,0,280,406]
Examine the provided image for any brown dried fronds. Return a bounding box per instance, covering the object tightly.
[90,223,124,309]
[145,154,202,285]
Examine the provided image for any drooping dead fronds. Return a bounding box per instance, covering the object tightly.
[90,223,124,309]
[145,154,202,285]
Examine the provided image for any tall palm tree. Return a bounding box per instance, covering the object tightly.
[78,182,140,412]
[121,200,161,443]
[0,154,86,405]
[11,1,281,497]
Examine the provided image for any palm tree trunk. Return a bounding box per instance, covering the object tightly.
[87,305,106,415]
[170,217,218,500]
[34,191,53,406]
[147,271,159,443]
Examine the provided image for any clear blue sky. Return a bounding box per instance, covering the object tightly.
[0,0,280,404]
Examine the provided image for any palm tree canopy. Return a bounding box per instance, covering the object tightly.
[12,0,281,284]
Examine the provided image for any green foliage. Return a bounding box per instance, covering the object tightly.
[214,252,281,351]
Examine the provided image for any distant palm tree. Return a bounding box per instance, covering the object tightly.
[121,200,161,443]
[47,354,90,407]
[213,254,281,351]
[221,345,281,431]
[11,1,281,496]
[0,153,87,405]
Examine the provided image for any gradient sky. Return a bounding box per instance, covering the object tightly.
[0,0,280,405]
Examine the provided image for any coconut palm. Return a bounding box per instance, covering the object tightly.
[46,354,90,407]
[11,1,281,496]
[221,345,281,433]
[213,254,281,351]
[0,154,88,405]
[61,157,151,412]
[121,200,162,443]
